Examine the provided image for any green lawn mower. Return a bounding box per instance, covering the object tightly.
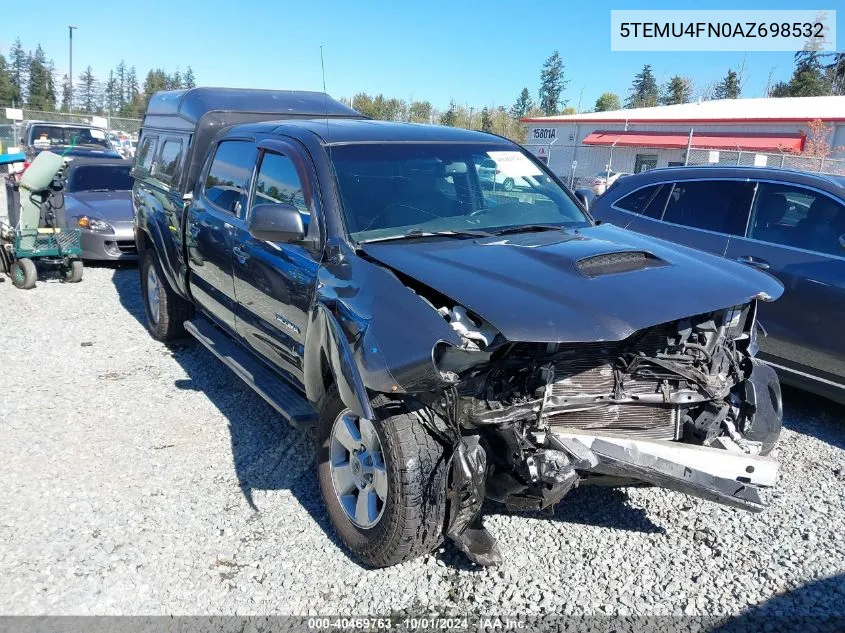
[1,151,83,290]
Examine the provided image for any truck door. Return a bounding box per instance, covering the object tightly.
[231,141,321,383]
[186,139,257,331]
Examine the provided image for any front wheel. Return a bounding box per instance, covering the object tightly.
[11,258,37,289]
[502,177,515,191]
[317,387,448,567]
[141,247,192,342]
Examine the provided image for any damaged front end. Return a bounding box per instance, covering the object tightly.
[423,300,782,565]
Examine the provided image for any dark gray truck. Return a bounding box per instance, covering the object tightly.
[133,88,785,567]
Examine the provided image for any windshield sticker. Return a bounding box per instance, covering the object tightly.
[89,129,106,139]
[487,151,541,178]
[33,139,51,148]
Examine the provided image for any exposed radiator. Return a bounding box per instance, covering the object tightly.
[546,327,679,440]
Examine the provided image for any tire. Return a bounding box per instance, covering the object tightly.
[141,247,192,342]
[317,386,449,567]
[11,258,37,289]
[64,259,84,283]
[503,177,515,192]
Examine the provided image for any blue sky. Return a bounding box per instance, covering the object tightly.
[1,0,838,112]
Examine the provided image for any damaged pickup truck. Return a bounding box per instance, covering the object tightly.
[133,88,785,567]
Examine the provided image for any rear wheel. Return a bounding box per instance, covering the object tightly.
[64,259,84,283]
[317,386,448,567]
[11,258,37,289]
[141,247,192,342]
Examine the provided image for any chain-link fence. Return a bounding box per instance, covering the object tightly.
[524,142,845,191]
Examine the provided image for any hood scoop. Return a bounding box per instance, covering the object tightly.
[577,250,667,278]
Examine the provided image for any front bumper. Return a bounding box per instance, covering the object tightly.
[79,228,138,261]
[550,432,778,511]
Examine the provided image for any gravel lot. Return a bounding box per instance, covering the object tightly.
[1,264,844,621]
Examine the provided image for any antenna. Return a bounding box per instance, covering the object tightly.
[320,46,331,143]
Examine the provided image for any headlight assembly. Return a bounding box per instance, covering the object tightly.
[76,216,114,233]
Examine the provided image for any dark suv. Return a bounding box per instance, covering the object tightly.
[591,166,845,403]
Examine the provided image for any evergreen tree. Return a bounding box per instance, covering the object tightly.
[143,69,169,98]
[0,54,14,105]
[661,76,692,105]
[824,53,845,95]
[26,45,54,110]
[126,66,139,102]
[170,67,182,90]
[76,66,99,113]
[104,70,119,113]
[714,70,741,99]
[480,107,493,133]
[184,66,196,89]
[8,38,29,105]
[59,74,72,112]
[115,60,127,110]
[538,51,568,115]
[771,28,833,97]
[510,87,533,118]
[625,64,658,108]
[440,100,457,127]
[594,92,621,112]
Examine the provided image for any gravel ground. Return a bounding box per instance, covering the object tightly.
[1,263,844,620]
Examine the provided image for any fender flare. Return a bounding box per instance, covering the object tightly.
[141,215,188,299]
[304,304,375,422]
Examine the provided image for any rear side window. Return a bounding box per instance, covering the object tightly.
[615,184,670,219]
[157,138,183,183]
[661,180,755,235]
[135,135,158,176]
[748,183,845,256]
[204,140,258,214]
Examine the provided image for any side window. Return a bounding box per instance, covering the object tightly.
[252,151,314,235]
[661,180,755,235]
[748,183,845,256]
[615,183,670,219]
[157,138,183,183]
[204,140,258,214]
[135,135,158,176]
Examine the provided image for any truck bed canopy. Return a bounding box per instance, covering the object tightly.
[141,87,365,192]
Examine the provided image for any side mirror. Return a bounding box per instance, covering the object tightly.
[248,203,305,243]
[480,159,497,169]
[573,187,595,211]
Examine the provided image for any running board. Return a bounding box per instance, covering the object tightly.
[184,318,317,428]
[550,432,779,512]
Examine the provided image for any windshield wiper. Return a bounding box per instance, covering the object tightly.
[85,188,113,192]
[360,228,493,244]
[489,224,565,236]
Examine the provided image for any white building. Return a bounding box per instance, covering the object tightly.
[520,95,845,185]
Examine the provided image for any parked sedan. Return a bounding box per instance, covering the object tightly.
[591,165,845,403]
[62,159,138,261]
[584,170,631,195]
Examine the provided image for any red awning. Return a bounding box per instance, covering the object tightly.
[581,130,805,153]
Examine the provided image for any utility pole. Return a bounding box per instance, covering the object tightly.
[69,26,78,113]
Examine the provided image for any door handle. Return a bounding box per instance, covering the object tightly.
[735,255,770,271]
[232,246,250,264]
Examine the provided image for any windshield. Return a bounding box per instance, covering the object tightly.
[332,143,590,242]
[29,125,111,150]
[66,164,132,193]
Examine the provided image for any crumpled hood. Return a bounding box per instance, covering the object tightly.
[64,191,133,226]
[362,223,784,343]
